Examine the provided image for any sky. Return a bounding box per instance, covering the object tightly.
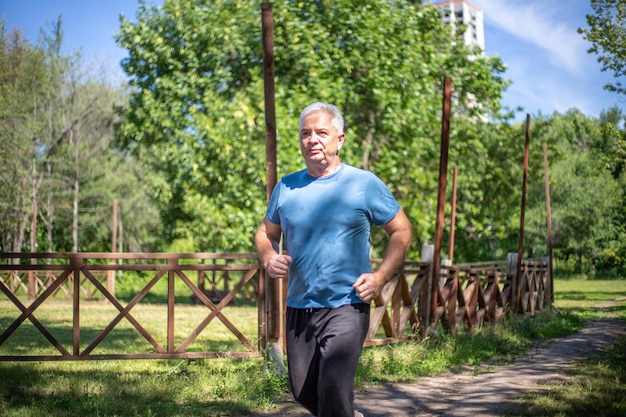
[1,0,623,122]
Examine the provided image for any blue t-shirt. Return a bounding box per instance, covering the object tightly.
[265,163,400,308]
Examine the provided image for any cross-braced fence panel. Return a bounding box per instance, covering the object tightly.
[0,253,264,361]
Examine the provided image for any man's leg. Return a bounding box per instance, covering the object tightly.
[286,307,321,416]
[316,304,369,417]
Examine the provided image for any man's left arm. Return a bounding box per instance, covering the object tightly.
[353,208,413,302]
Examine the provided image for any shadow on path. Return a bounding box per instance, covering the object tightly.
[248,317,626,417]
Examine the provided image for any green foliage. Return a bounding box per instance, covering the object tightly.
[579,0,626,96]
[447,120,523,261]
[0,18,162,254]
[0,20,55,252]
[526,109,626,276]
[3,0,626,277]
[115,0,509,255]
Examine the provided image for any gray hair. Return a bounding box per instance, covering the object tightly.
[298,102,345,134]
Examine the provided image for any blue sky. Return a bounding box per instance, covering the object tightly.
[1,0,623,122]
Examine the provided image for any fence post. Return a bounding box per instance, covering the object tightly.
[167,257,176,353]
[421,243,434,337]
[71,254,82,356]
[541,256,552,308]
[507,252,517,312]
[441,258,451,289]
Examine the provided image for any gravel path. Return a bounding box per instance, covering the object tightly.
[247,317,626,417]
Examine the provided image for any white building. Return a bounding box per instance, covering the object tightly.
[430,0,488,120]
[431,0,485,50]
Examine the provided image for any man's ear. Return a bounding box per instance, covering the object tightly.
[337,133,345,149]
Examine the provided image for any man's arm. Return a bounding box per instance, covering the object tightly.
[254,217,292,279]
[353,208,413,302]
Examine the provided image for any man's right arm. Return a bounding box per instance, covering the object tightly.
[254,217,292,279]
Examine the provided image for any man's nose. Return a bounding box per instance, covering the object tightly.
[310,131,322,142]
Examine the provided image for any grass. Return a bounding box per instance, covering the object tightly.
[0,277,624,416]
[500,278,626,417]
[356,307,585,386]
[502,336,626,417]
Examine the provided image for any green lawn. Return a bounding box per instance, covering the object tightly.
[0,278,624,417]
[502,278,626,417]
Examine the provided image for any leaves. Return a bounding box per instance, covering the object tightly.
[579,0,626,95]
[115,0,509,254]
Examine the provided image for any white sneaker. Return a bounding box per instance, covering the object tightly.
[355,412,364,417]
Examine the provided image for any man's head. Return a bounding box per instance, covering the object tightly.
[298,102,345,177]
[299,102,344,135]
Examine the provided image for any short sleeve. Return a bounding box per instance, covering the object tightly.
[367,174,400,226]
[265,181,282,224]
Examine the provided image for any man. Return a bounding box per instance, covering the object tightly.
[255,102,412,417]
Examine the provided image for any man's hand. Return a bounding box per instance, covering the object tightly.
[353,273,384,302]
[265,253,292,279]
[255,218,291,279]
[354,208,412,302]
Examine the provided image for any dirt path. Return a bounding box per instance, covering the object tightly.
[248,317,626,417]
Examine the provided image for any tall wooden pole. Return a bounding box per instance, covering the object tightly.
[261,3,284,362]
[543,143,554,303]
[262,3,277,199]
[515,115,531,312]
[430,76,452,328]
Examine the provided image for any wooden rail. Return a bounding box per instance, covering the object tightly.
[364,256,550,343]
[366,261,431,346]
[0,253,265,361]
[0,253,550,360]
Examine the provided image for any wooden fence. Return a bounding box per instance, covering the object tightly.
[0,252,551,361]
[0,252,265,361]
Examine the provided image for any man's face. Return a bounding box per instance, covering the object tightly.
[299,110,345,167]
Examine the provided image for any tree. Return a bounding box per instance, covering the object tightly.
[0,18,162,254]
[446,119,523,262]
[0,19,56,253]
[116,0,509,255]
[579,0,626,95]
[525,109,625,276]
[549,153,621,273]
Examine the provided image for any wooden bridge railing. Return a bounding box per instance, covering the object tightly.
[364,254,551,344]
[0,252,550,360]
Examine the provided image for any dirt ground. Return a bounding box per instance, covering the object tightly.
[247,314,626,417]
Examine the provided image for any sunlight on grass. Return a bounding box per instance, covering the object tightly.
[0,300,259,356]
[553,279,626,321]
[505,335,626,417]
[502,278,626,417]
[1,277,625,416]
